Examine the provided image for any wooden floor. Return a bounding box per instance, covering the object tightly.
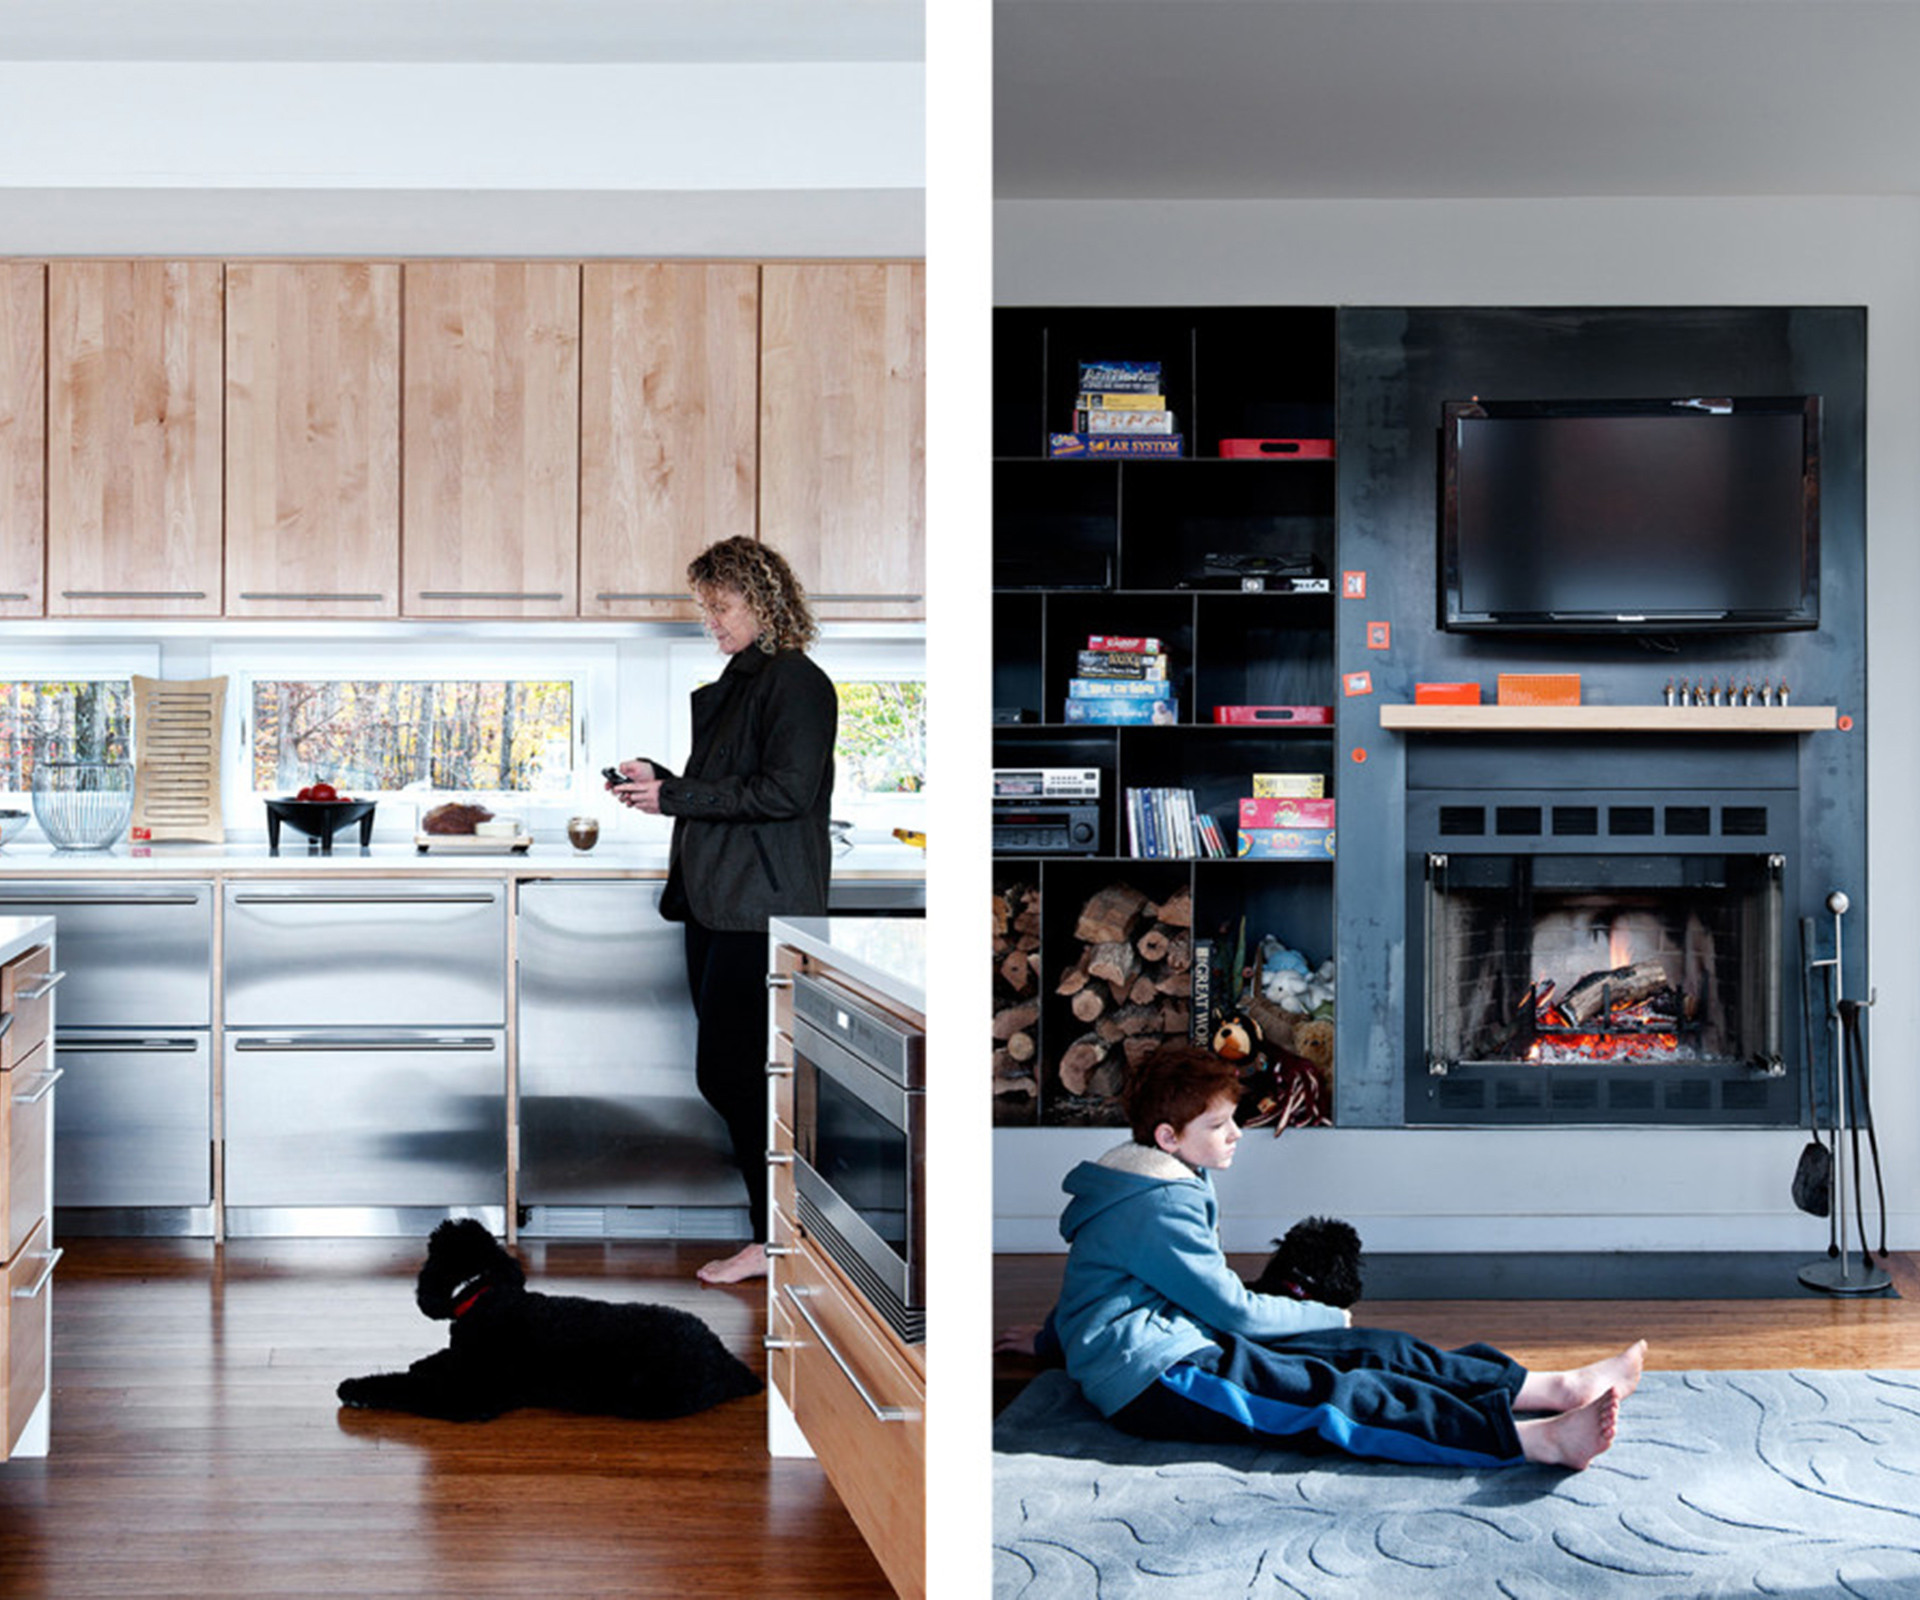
[995,1249,1920,1415]
[0,1236,891,1599]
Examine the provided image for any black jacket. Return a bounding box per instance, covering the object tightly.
[655,646,837,932]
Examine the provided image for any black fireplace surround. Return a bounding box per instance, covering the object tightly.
[1404,755,1801,1127]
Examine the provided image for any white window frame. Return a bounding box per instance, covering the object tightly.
[209,640,618,838]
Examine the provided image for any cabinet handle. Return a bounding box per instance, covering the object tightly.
[0,895,202,907]
[595,592,692,602]
[763,1337,804,1351]
[780,1284,918,1422]
[12,1065,62,1104]
[13,1247,62,1300]
[61,590,207,600]
[16,969,67,1002]
[764,1243,797,1258]
[231,892,496,905]
[766,1061,794,1079]
[59,1038,198,1054]
[416,591,566,603]
[0,593,29,601]
[766,1151,795,1166]
[0,1012,11,1043]
[766,974,795,991]
[808,593,924,603]
[238,592,386,603]
[234,1035,496,1052]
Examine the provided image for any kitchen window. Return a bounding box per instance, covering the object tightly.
[214,643,614,822]
[0,646,154,797]
[667,639,928,838]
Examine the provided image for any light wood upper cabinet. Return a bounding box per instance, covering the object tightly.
[0,264,44,619]
[48,261,225,617]
[758,263,925,622]
[225,262,402,619]
[579,263,759,620]
[402,262,580,618]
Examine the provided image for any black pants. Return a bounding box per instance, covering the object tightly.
[682,918,771,1240]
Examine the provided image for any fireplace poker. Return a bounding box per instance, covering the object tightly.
[1797,891,1892,1296]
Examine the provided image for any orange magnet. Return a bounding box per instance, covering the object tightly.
[1342,570,1368,599]
[1351,747,1369,764]
[1365,621,1390,650]
[1342,671,1373,697]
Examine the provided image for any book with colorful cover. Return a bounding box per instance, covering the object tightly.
[1075,408,1177,435]
[1063,696,1177,725]
[1077,359,1162,394]
[1076,391,1168,411]
[1076,649,1168,679]
[1067,678,1175,699]
[1049,432,1185,458]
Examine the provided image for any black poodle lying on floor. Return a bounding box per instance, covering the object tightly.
[337,1218,763,1422]
[1245,1215,1366,1309]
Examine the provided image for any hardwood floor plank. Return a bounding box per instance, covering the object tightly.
[0,1238,893,1600]
[995,1250,1920,1414]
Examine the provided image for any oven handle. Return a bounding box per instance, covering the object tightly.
[779,1283,918,1423]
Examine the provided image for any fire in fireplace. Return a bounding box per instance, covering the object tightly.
[1413,851,1788,1125]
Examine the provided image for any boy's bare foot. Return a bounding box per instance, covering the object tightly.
[1516,1340,1647,1413]
[1517,1390,1619,1470]
[697,1243,768,1284]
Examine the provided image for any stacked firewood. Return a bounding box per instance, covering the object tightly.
[1052,882,1193,1119]
[991,881,1043,1114]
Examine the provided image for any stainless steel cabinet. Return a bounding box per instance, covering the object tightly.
[53,1035,211,1208]
[0,884,211,1028]
[224,1031,505,1207]
[223,881,506,1028]
[515,880,742,1211]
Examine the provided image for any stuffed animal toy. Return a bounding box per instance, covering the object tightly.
[337,1218,763,1422]
[1245,1215,1365,1309]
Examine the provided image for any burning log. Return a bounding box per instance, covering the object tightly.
[1560,960,1671,1027]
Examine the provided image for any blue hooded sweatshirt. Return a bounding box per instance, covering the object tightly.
[1054,1142,1349,1416]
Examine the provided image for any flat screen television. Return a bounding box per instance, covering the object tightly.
[1440,396,1820,634]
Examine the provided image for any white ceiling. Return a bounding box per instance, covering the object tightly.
[0,1,924,256]
[995,0,1920,200]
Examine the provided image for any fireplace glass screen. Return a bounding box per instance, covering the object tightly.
[1424,853,1782,1077]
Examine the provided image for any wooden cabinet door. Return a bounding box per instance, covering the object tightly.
[47,261,224,617]
[225,262,401,619]
[579,263,758,620]
[0,263,44,619]
[759,263,924,621]
[402,262,580,618]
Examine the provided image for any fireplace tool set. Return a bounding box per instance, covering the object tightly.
[1796,891,1892,1296]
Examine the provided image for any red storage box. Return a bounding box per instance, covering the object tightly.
[1219,438,1335,460]
[1211,705,1334,726]
[1415,682,1483,705]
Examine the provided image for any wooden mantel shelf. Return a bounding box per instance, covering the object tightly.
[1378,704,1839,733]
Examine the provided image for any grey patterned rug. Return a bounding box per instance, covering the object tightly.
[994,1368,1920,1597]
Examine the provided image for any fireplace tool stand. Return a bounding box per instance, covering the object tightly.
[1798,891,1893,1296]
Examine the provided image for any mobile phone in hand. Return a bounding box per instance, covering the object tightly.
[602,766,629,787]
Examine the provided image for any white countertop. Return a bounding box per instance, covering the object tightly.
[0,837,927,882]
[771,914,926,1016]
[0,914,54,966]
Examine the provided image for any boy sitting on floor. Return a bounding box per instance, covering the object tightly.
[1032,1043,1644,1470]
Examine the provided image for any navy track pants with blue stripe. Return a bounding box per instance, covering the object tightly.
[1112,1327,1528,1468]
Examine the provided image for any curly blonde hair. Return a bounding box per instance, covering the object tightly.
[688,537,819,654]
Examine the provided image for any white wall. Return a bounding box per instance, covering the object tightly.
[993,195,1920,1254]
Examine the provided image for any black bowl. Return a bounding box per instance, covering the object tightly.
[265,797,377,854]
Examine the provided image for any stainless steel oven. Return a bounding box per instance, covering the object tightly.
[791,973,924,1342]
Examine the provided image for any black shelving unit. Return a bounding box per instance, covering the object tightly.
[992,306,1341,1126]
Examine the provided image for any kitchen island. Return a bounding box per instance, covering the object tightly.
[0,913,59,1460]
[766,913,925,1599]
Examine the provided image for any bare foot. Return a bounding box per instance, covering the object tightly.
[1517,1390,1619,1470]
[1516,1340,1647,1413]
[697,1243,768,1285]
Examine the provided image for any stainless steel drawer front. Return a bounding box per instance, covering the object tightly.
[0,883,212,1028]
[224,1031,506,1207]
[224,881,507,1028]
[54,1035,213,1208]
[793,973,924,1088]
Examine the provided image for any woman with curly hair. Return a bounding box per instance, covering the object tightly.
[610,537,838,1284]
